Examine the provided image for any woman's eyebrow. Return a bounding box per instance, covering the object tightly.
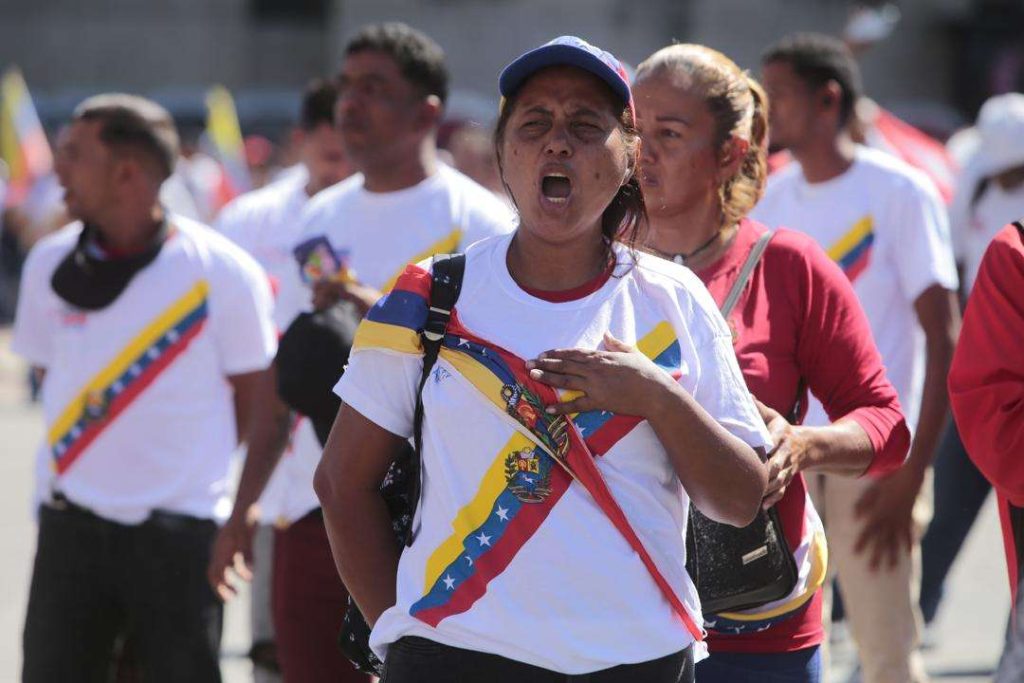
[655,115,690,125]
[569,106,605,119]
[519,104,553,117]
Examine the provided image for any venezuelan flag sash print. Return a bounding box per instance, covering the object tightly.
[352,265,702,638]
[47,281,209,475]
[827,216,874,283]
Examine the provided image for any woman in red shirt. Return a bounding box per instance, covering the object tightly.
[631,44,910,681]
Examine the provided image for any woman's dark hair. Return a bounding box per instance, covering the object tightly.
[73,94,179,182]
[492,80,646,251]
[300,78,339,131]
[761,32,862,127]
[345,22,449,105]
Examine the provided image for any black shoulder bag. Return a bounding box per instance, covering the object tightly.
[338,253,465,676]
[684,231,800,615]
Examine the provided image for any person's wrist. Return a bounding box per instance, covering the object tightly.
[790,425,822,473]
[646,375,687,424]
[226,503,255,528]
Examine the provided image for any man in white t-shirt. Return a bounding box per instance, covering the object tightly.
[753,34,960,683]
[213,78,355,682]
[208,23,512,683]
[14,95,277,682]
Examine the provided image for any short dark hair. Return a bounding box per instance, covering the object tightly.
[344,22,449,105]
[300,78,338,131]
[762,32,863,126]
[73,94,179,182]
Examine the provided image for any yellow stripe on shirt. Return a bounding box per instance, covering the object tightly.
[826,216,873,262]
[380,227,463,294]
[351,319,422,355]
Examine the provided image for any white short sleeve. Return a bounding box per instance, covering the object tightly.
[889,179,959,303]
[691,332,773,453]
[11,246,56,368]
[207,246,278,376]
[335,349,422,438]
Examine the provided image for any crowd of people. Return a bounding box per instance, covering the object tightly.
[6,18,1024,683]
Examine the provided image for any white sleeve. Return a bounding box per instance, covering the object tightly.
[11,247,56,368]
[691,332,773,453]
[889,180,959,303]
[335,349,422,438]
[208,247,278,376]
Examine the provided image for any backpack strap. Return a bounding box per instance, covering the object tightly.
[405,253,465,546]
[1015,220,1024,244]
[720,230,774,318]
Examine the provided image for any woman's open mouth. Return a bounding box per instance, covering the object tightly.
[541,173,572,204]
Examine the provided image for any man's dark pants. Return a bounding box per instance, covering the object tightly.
[22,502,223,683]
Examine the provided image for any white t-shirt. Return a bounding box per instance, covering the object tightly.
[276,163,514,325]
[752,146,958,430]
[12,216,277,524]
[336,234,772,673]
[951,181,1024,293]
[215,169,325,525]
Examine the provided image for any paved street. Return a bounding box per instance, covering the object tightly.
[0,330,1007,682]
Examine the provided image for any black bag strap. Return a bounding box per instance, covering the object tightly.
[1015,220,1024,244]
[405,253,466,546]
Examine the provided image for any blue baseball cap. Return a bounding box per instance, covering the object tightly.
[499,36,634,117]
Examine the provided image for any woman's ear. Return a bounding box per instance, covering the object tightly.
[718,136,750,180]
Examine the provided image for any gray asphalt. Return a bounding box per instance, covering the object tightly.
[0,332,1006,682]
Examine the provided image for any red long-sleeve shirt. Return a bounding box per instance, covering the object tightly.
[697,219,910,653]
[949,222,1024,601]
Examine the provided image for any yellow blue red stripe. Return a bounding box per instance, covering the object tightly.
[47,281,209,474]
[827,216,874,283]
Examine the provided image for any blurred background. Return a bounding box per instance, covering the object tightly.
[0,0,1018,680]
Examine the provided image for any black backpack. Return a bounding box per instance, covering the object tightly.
[336,254,465,676]
[275,300,360,445]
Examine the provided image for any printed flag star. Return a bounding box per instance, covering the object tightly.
[443,574,456,590]
[465,556,473,566]
[524,476,534,484]
[147,348,160,360]
[167,330,179,343]
[112,381,123,393]
[458,337,471,348]
[476,532,492,547]
[495,506,509,522]
[130,365,142,377]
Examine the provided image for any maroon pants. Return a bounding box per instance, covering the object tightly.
[273,510,371,683]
